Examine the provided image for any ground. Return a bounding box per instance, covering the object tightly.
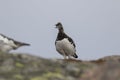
[0,52,120,80]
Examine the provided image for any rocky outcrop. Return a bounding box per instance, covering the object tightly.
[0,52,120,80]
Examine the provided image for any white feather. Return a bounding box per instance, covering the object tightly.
[0,35,5,41]
[55,38,76,57]
[0,35,17,52]
[0,41,13,52]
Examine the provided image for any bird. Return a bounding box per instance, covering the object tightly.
[55,22,78,59]
[0,34,30,53]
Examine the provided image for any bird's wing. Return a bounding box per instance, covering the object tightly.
[0,34,14,41]
[67,37,76,48]
[64,33,76,48]
[0,34,30,46]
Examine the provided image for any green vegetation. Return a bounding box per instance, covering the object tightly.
[15,62,24,68]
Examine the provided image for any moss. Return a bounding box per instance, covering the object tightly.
[31,72,65,80]
[13,74,24,80]
[30,77,46,80]
[55,68,62,73]
[15,62,24,68]
[44,72,64,79]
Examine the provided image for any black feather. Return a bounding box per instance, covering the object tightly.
[56,32,76,48]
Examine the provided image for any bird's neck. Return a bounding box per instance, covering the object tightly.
[58,26,64,33]
[57,30,66,40]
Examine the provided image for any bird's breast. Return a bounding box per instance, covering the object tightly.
[56,38,75,50]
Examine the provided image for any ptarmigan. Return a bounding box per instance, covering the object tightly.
[0,34,30,52]
[55,22,78,59]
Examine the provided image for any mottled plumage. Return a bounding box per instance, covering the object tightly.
[55,22,78,59]
[0,34,30,52]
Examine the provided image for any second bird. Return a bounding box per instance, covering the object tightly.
[0,34,30,53]
[55,22,78,59]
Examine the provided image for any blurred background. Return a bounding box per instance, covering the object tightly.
[0,0,120,60]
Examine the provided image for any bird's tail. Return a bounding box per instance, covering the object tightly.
[12,42,30,50]
[15,41,30,46]
[73,53,78,58]
[20,42,30,46]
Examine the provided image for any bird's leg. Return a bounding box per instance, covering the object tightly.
[62,50,67,59]
[63,54,67,59]
[68,55,72,60]
[64,55,67,59]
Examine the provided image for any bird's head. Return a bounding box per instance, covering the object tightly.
[55,22,64,32]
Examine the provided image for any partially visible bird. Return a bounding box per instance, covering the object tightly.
[0,34,30,53]
[55,22,78,59]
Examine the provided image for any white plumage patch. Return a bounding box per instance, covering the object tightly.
[55,38,76,58]
[0,35,17,52]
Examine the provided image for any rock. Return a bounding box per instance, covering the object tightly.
[0,52,120,80]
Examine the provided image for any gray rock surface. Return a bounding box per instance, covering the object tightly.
[0,52,120,80]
